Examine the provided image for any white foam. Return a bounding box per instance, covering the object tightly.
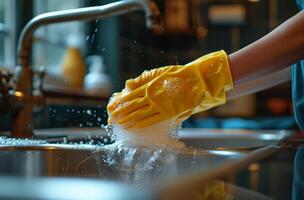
[111,120,185,149]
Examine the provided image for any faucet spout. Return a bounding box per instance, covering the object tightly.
[13,0,161,138]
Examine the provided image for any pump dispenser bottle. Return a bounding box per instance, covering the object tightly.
[84,55,112,96]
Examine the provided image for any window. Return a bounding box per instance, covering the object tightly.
[33,0,85,74]
[0,0,15,67]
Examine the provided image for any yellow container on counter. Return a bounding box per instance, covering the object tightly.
[61,37,86,88]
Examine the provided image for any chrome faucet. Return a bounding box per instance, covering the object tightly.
[10,0,160,138]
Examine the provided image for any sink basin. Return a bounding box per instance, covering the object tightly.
[0,128,292,182]
[0,144,245,182]
[0,143,250,199]
[0,128,291,199]
[0,143,276,200]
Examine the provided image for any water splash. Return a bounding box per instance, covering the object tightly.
[107,120,185,149]
[80,143,180,187]
[0,136,47,146]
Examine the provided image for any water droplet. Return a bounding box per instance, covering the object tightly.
[90,33,96,49]
[86,110,92,115]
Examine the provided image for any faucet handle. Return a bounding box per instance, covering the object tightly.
[33,66,46,92]
[33,66,46,111]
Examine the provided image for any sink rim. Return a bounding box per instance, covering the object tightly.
[0,135,276,200]
[0,143,247,158]
[0,127,293,151]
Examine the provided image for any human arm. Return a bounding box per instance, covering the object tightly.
[228,11,304,86]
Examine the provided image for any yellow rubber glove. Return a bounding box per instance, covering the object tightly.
[107,50,233,129]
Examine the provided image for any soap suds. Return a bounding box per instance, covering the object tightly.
[110,120,185,149]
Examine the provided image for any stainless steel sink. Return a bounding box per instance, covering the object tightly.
[0,128,292,181]
[0,143,248,200]
[0,144,245,181]
[0,128,291,200]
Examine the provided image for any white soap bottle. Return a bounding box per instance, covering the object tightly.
[84,55,112,96]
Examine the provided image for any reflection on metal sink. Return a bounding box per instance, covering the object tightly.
[0,143,277,200]
[0,128,288,199]
[0,144,244,182]
[0,128,292,181]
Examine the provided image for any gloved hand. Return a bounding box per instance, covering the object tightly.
[107,50,233,129]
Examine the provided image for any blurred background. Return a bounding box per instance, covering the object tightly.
[0,0,299,131]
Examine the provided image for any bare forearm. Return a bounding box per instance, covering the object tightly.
[228,11,304,84]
